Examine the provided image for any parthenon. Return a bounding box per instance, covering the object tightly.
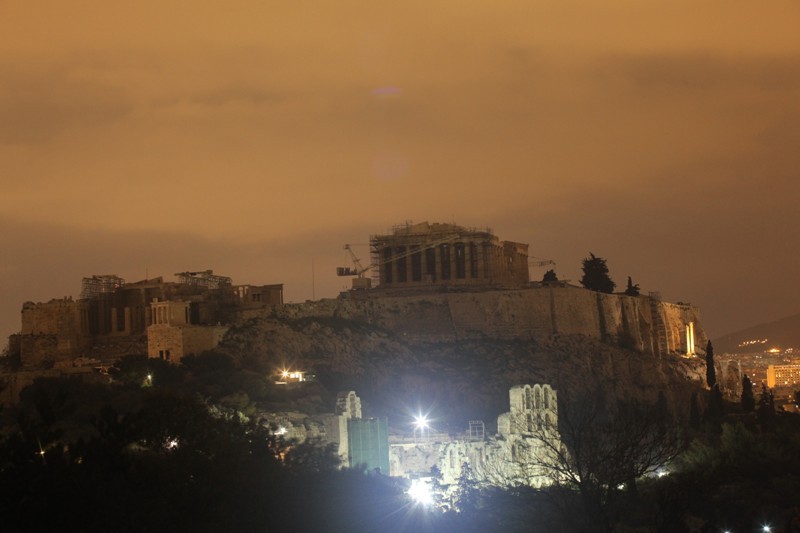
[369,221,529,289]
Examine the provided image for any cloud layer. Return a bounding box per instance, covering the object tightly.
[1,0,799,341]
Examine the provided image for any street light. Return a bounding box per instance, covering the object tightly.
[413,414,429,444]
[407,478,434,506]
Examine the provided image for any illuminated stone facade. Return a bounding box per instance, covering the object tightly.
[370,222,529,289]
[389,384,560,489]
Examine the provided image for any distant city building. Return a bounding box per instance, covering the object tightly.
[767,364,800,389]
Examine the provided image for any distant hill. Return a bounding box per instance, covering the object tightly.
[713,312,800,354]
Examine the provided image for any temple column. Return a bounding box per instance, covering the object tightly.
[434,245,443,283]
[390,250,399,287]
[449,245,457,280]
[464,243,472,279]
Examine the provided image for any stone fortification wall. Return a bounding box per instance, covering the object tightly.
[18,299,91,365]
[21,298,87,337]
[275,286,706,357]
[147,324,228,363]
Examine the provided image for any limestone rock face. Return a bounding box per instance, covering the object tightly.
[218,287,707,426]
[267,286,706,357]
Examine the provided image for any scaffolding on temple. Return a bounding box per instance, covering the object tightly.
[80,275,125,299]
[174,270,232,289]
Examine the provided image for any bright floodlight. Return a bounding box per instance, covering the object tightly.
[762,526,772,533]
[408,479,434,506]
[414,414,429,431]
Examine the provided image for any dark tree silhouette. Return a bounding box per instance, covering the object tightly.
[705,340,716,389]
[454,462,479,514]
[756,384,776,430]
[705,384,724,428]
[624,276,640,296]
[741,374,755,412]
[542,269,559,283]
[520,387,682,532]
[580,253,616,293]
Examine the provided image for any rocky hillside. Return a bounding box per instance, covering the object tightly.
[215,311,707,430]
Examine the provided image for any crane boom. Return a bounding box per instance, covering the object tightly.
[336,233,466,288]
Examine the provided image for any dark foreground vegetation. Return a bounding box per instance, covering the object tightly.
[1,354,800,532]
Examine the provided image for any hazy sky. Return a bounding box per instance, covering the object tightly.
[2,0,799,343]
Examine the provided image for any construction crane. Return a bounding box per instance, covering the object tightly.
[528,257,564,285]
[337,233,466,290]
[336,245,372,289]
[528,258,556,268]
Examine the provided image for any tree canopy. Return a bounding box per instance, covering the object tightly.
[624,276,640,296]
[580,253,616,293]
[542,269,559,283]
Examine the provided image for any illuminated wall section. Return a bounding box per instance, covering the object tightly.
[685,321,695,355]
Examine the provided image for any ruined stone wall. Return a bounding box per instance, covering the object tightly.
[277,286,706,357]
[19,299,91,365]
[147,324,228,363]
[389,442,442,477]
[21,298,87,336]
[147,324,184,361]
[15,278,256,365]
[182,325,227,359]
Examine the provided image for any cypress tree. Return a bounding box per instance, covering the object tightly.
[705,340,716,388]
[542,269,559,283]
[580,253,616,293]
[741,374,755,412]
[624,276,640,296]
[756,383,775,430]
[705,384,724,428]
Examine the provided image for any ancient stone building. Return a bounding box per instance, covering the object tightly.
[368,222,529,290]
[17,298,91,365]
[146,300,228,364]
[389,384,560,489]
[322,391,363,466]
[11,271,283,367]
[265,391,366,468]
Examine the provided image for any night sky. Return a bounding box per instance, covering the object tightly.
[2,1,799,342]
